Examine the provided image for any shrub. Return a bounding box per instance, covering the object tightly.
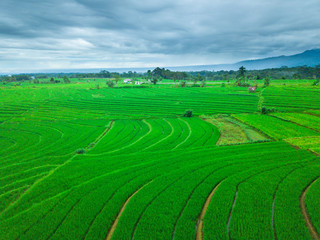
[261,106,277,114]
[183,110,193,117]
[76,148,86,154]
[312,79,319,86]
[261,107,267,114]
[106,80,115,88]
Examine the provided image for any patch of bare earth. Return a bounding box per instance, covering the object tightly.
[105,181,152,240]
[196,182,221,240]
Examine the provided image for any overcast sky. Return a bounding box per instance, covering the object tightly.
[1,0,320,72]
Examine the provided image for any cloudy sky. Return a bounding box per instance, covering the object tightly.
[1,0,320,72]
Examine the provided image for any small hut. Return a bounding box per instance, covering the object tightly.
[123,79,132,84]
[248,86,257,93]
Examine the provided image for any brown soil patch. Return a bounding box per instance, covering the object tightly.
[105,181,152,240]
[196,182,221,240]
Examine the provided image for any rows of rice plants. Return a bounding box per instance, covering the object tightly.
[0,117,107,214]
[234,114,320,140]
[2,140,318,240]
[88,117,219,155]
[272,112,320,131]
[44,87,259,118]
[284,136,320,154]
[305,178,320,238]
[1,84,320,240]
[262,87,320,111]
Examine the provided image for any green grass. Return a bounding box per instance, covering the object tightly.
[205,115,268,145]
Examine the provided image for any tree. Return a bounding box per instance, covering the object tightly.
[63,76,70,84]
[236,66,246,86]
[114,74,121,86]
[264,76,270,87]
[238,66,246,79]
[293,73,301,79]
[192,76,198,85]
[106,80,115,88]
[147,70,152,80]
[151,77,160,85]
[180,81,186,88]
[50,77,55,83]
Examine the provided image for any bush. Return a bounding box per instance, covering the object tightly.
[106,80,115,88]
[261,107,267,114]
[76,148,86,154]
[183,110,193,117]
[180,81,186,88]
[261,106,277,114]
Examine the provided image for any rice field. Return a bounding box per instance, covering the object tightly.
[1,83,320,240]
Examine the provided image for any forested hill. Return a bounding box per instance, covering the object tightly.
[168,49,320,71]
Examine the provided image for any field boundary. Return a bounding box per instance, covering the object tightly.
[195,181,222,240]
[86,121,114,152]
[300,177,320,240]
[105,180,152,240]
[230,115,273,141]
[269,115,320,134]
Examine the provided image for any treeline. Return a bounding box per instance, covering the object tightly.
[188,65,320,80]
[0,74,32,82]
[1,65,320,82]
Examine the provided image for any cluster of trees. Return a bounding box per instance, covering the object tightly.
[1,65,320,84]
[149,67,189,81]
[32,76,71,84]
[189,65,320,81]
[0,74,32,82]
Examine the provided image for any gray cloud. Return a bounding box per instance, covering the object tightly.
[0,0,320,72]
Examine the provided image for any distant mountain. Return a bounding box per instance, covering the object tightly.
[234,49,320,70]
[8,49,320,74]
[167,49,320,71]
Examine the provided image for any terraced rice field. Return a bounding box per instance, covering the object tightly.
[262,87,320,111]
[1,84,320,240]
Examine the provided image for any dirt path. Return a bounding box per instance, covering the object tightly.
[226,189,238,239]
[196,182,222,240]
[86,121,114,152]
[300,177,320,240]
[105,181,152,240]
